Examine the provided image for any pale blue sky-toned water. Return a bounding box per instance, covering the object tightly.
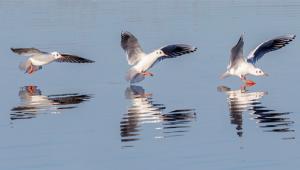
[0,0,300,170]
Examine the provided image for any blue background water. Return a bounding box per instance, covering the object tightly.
[0,0,299,169]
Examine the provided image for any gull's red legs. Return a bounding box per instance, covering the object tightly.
[142,71,154,77]
[241,75,256,87]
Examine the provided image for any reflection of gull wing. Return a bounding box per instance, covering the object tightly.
[218,85,267,137]
[219,86,294,138]
[247,34,296,64]
[121,31,145,65]
[228,34,245,69]
[48,94,91,105]
[11,95,53,114]
[121,86,196,146]
[55,54,95,63]
[11,86,92,120]
[11,48,48,57]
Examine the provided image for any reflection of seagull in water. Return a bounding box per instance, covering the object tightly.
[121,85,196,145]
[218,85,266,137]
[11,85,92,120]
[218,85,294,139]
[11,48,95,74]
[221,34,295,86]
[121,31,197,83]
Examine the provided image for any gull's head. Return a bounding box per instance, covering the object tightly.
[154,50,165,56]
[51,51,61,59]
[253,68,268,77]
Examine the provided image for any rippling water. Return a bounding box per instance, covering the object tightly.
[0,0,300,170]
[11,86,92,120]
[121,85,196,147]
[218,85,294,139]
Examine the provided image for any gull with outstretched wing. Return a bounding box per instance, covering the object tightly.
[221,34,296,86]
[11,48,94,74]
[121,31,197,83]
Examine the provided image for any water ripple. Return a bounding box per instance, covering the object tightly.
[11,85,92,120]
[120,85,196,147]
[218,85,295,139]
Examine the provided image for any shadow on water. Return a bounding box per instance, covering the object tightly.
[218,85,295,140]
[11,85,92,120]
[120,85,196,147]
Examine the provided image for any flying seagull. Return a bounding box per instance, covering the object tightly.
[121,31,197,83]
[221,34,296,86]
[11,48,95,74]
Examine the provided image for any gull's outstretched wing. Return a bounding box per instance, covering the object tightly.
[121,31,145,65]
[228,34,245,69]
[247,34,296,64]
[11,48,48,57]
[149,44,197,70]
[159,44,197,58]
[55,54,95,63]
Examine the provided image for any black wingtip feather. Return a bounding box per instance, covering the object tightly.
[161,44,197,57]
[59,54,95,63]
[10,48,21,53]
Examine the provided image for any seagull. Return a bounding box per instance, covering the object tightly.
[121,31,197,83]
[11,48,95,74]
[221,34,296,86]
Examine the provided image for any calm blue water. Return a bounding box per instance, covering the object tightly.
[0,0,300,169]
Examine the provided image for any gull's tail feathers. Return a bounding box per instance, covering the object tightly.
[19,60,42,74]
[126,67,145,84]
[220,71,231,79]
[19,60,31,71]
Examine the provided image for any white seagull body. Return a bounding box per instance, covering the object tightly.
[221,34,296,85]
[11,48,94,74]
[121,31,197,83]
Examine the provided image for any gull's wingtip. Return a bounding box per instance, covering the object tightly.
[11,48,17,52]
[86,59,95,63]
[241,32,245,37]
[160,44,198,57]
[192,46,198,52]
[281,34,296,40]
[290,34,296,39]
[121,31,132,36]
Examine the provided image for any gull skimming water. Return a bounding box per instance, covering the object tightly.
[11,48,95,74]
[121,31,197,83]
[221,34,296,86]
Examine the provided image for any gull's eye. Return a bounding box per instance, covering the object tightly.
[259,70,262,73]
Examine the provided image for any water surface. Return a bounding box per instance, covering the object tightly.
[0,0,300,170]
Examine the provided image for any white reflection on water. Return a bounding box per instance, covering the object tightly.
[11,85,92,120]
[120,85,196,147]
[218,85,295,139]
